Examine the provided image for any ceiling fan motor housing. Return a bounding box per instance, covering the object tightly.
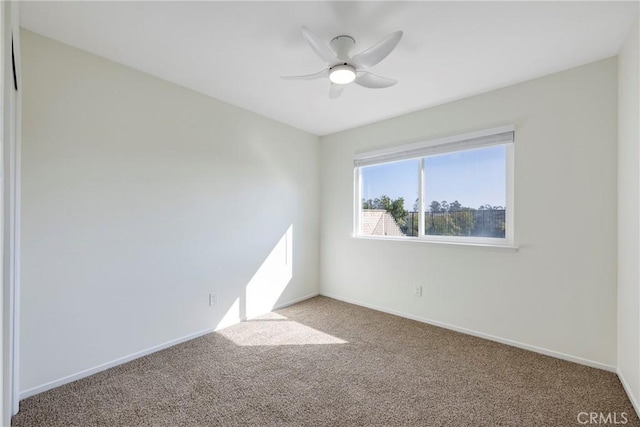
[330,35,355,62]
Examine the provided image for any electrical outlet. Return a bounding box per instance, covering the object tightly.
[209,292,218,307]
[414,285,422,298]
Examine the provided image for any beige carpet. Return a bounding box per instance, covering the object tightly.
[12,296,638,426]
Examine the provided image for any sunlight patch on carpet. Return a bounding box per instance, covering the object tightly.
[218,317,348,346]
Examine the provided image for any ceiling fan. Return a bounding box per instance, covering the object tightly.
[282,26,403,99]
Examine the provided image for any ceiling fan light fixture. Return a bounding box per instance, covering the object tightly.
[329,64,356,85]
[282,26,403,97]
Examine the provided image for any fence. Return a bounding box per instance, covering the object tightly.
[400,210,506,238]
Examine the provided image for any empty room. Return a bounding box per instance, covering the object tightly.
[0,0,638,426]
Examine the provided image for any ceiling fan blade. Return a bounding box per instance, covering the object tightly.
[329,83,345,99]
[350,31,403,69]
[354,71,397,89]
[281,69,329,80]
[302,26,339,65]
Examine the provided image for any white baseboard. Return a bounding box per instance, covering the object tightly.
[320,292,616,373]
[618,369,640,418]
[20,291,320,400]
[20,327,215,400]
[22,290,615,401]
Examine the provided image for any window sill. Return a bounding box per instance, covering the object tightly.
[352,235,519,252]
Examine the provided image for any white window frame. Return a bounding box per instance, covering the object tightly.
[353,126,515,249]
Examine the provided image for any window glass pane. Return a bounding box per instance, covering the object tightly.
[423,145,506,238]
[361,159,419,237]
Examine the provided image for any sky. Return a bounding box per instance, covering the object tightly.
[360,145,506,211]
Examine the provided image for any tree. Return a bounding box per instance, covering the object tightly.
[362,195,408,226]
[413,198,420,213]
[424,200,476,236]
[479,204,503,211]
[429,201,442,212]
[365,196,505,238]
[454,207,475,235]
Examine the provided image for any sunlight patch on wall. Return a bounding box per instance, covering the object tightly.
[244,225,293,319]
[215,226,294,330]
[217,297,242,330]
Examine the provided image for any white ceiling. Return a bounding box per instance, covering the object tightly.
[19,1,639,136]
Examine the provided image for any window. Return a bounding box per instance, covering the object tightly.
[354,126,514,246]
[360,158,419,237]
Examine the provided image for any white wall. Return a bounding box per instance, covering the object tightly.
[320,58,618,369]
[617,18,640,411]
[20,30,319,394]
